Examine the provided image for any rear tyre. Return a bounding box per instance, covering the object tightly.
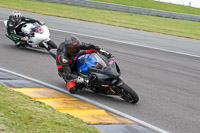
[47,40,57,49]
[119,83,139,104]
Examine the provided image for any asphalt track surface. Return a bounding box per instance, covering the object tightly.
[1,8,200,133]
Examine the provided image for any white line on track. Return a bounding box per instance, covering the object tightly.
[0,18,192,133]
[49,27,200,59]
[1,19,200,58]
[0,18,176,132]
[0,67,170,133]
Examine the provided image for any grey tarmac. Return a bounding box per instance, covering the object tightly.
[1,8,200,133]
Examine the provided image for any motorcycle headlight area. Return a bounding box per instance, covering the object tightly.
[35,27,44,34]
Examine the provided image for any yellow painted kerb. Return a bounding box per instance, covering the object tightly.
[10,87,135,124]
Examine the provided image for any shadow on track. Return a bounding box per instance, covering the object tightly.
[2,43,51,54]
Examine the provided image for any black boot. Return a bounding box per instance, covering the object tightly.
[69,86,77,94]
[14,40,21,47]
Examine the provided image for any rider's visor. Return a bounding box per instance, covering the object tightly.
[67,46,78,56]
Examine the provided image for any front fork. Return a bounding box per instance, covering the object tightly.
[114,78,124,87]
[109,78,124,95]
[88,76,124,95]
[40,41,49,50]
[39,37,51,50]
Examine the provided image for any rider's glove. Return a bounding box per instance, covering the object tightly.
[21,36,28,41]
[38,20,45,25]
[77,76,85,83]
[100,48,106,53]
[100,48,112,58]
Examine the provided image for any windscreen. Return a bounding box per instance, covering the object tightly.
[92,53,107,69]
[33,23,44,34]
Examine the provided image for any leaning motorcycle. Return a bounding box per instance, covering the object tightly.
[49,49,139,104]
[4,20,57,50]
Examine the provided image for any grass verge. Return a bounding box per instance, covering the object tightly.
[0,84,100,133]
[92,0,200,15]
[0,0,200,40]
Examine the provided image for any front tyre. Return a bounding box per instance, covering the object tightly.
[119,83,139,104]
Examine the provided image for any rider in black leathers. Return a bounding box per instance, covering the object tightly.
[6,10,44,46]
[56,35,111,94]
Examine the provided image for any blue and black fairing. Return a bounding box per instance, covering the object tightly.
[76,54,97,76]
[76,53,120,79]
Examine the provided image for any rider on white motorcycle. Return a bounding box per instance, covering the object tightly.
[6,10,44,47]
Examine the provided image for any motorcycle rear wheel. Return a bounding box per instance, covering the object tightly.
[119,83,139,104]
[47,40,57,49]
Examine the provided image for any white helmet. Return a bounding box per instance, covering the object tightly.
[12,11,22,23]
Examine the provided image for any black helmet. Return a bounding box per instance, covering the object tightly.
[65,35,81,56]
[12,11,22,23]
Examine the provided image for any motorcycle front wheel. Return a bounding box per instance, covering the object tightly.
[119,83,139,104]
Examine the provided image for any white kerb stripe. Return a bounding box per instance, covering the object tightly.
[0,67,169,133]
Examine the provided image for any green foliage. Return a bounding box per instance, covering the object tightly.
[0,85,100,133]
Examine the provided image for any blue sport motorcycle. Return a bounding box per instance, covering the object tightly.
[50,50,139,104]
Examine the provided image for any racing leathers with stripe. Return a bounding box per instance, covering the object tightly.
[56,41,100,93]
[6,16,41,45]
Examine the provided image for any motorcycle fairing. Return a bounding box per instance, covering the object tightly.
[77,53,120,79]
[77,54,97,76]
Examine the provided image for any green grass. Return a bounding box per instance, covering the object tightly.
[0,84,100,133]
[92,0,200,15]
[0,0,200,40]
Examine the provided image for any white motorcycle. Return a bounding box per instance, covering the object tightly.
[4,20,57,50]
